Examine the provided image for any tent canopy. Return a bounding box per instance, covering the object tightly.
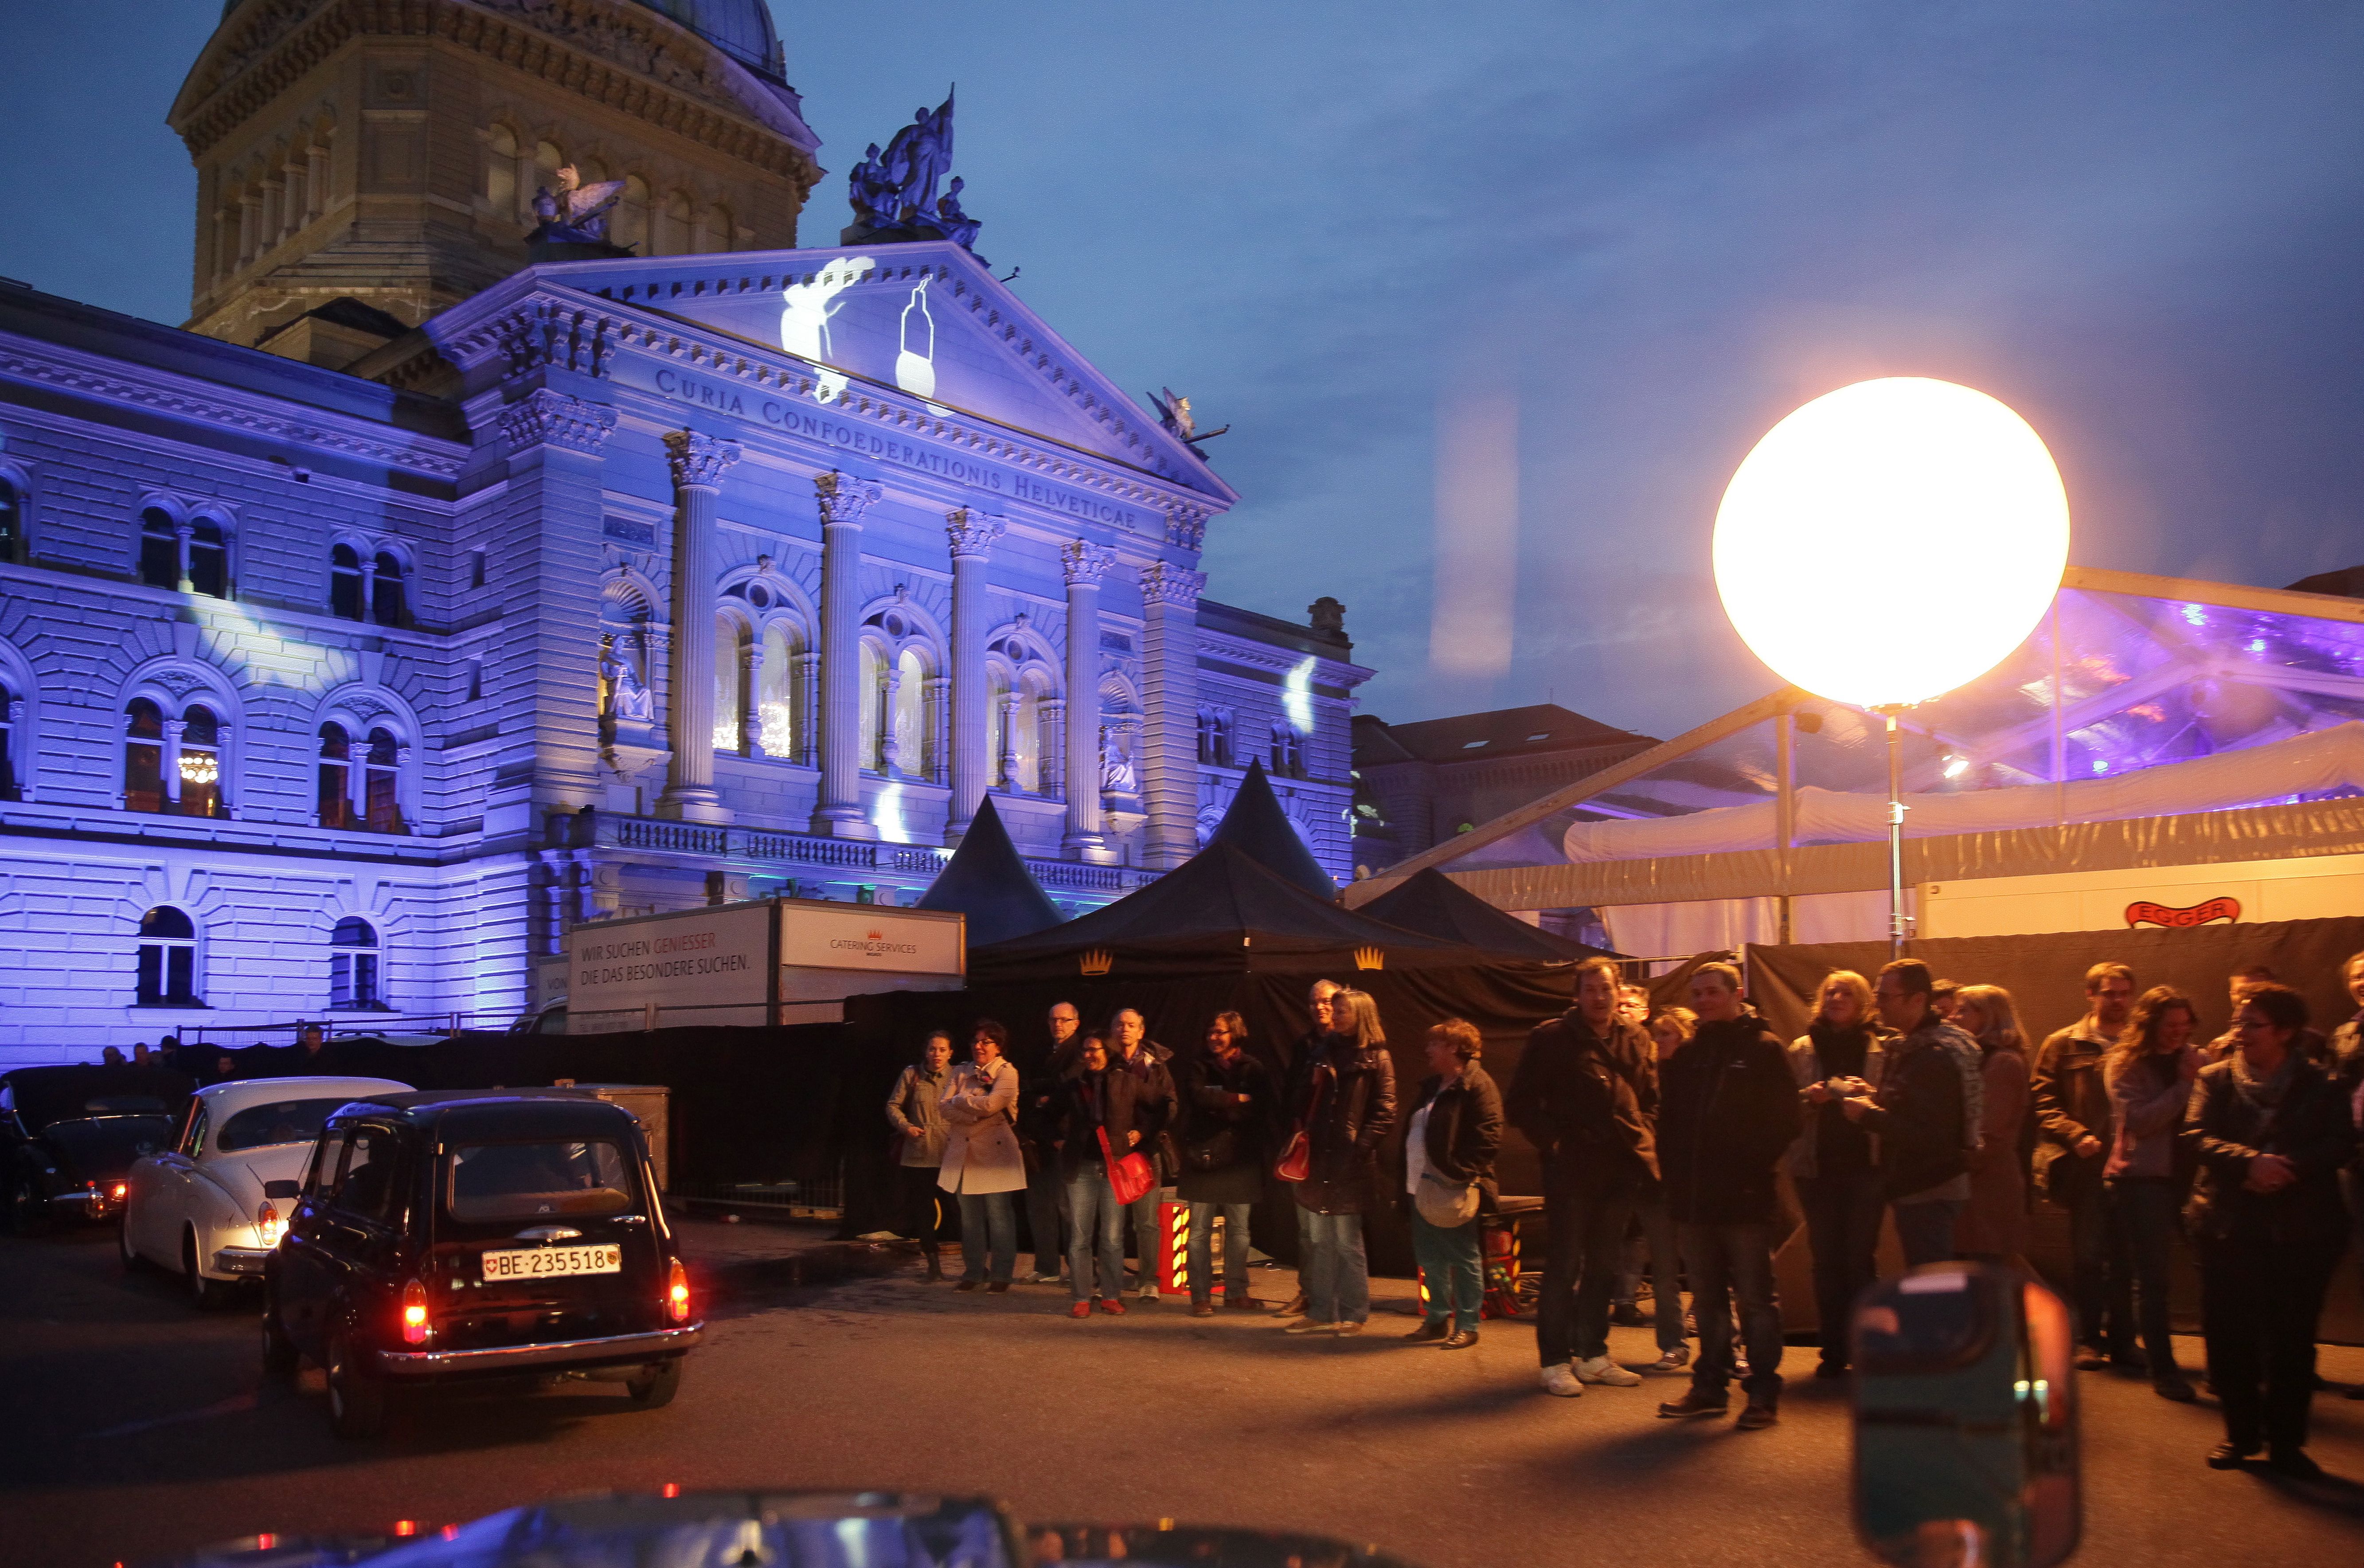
[970,842,1522,982]
[1357,868,1612,960]
[1347,568,2364,915]
[1207,758,1336,898]
[914,796,1064,946]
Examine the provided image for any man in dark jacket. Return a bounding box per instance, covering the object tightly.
[2184,983,2359,1476]
[1842,959,1972,1266]
[1275,978,1343,1320]
[1020,1000,1082,1283]
[1111,1008,1178,1302]
[1508,956,1658,1396]
[1176,1011,1276,1315]
[2034,962,2141,1369]
[1656,962,1799,1430]
[1055,1036,1152,1314]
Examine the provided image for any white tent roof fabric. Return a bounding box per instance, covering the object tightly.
[1562,721,2364,863]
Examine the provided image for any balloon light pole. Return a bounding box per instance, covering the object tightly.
[1712,377,2071,956]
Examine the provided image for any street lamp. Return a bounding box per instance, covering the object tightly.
[1713,376,2070,952]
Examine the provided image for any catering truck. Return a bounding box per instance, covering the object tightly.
[560,898,965,1033]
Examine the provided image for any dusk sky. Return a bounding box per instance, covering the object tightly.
[4,1,2360,742]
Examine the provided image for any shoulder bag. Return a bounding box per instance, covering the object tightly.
[1099,1125,1156,1206]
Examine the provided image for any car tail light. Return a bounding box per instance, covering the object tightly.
[255,1202,284,1247]
[109,1182,128,1201]
[401,1277,430,1345]
[666,1257,691,1324]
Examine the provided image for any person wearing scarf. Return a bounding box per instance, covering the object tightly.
[2184,983,2359,1478]
[1784,970,1888,1379]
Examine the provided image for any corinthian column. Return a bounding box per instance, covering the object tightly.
[943,508,1004,845]
[1059,540,1114,859]
[655,431,741,823]
[812,471,882,837]
[1138,559,1208,870]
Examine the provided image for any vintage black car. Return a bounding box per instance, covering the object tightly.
[2,1064,191,1234]
[264,1089,699,1439]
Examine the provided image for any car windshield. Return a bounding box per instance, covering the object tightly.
[215,1097,357,1154]
[446,1140,633,1222]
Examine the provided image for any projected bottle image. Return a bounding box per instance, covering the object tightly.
[895,279,937,400]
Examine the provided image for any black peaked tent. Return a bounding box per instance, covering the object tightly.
[914,796,1063,947]
[1358,867,1615,962]
[967,842,1481,982]
[1205,758,1335,898]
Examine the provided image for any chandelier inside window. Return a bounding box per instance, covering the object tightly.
[178,750,219,785]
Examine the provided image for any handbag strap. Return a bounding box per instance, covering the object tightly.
[1097,1124,1117,1167]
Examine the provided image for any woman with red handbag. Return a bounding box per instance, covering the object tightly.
[1279,987,1397,1336]
[1055,1035,1144,1316]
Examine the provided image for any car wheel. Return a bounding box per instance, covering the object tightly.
[625,1358,683,1409]
[260,1286,299,1381]
[118,1214,149,1272]
[325,1330,391,1440]
[182,1229,230,1310]
[10,1173,51,1238]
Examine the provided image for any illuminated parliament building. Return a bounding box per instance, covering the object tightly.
[0,0,1368,1059]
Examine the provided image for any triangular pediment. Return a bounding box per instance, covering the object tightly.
[527,241,1233,499]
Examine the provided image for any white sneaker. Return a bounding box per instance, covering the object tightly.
[1137,1286,1160,1302]
[1540,1363,1585,1397]
[1577,1355,1642,1387]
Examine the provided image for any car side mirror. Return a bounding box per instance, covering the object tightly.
[263,1179,301,1199]
[1852,1263,2079,1568]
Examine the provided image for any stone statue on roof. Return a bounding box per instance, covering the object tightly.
[842,89,983,256]
[528,166,628,245]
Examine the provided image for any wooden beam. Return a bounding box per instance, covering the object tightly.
[2063,566,2364,626]
[1341,684,1805,907]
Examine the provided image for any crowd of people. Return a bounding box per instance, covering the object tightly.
[887,946,2364,1477]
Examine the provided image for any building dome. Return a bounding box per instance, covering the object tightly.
[631,0,785,78]
[218,0,785,80]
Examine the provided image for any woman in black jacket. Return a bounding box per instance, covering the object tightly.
[1281,987,1397,1336]
[1399,1018,1503,1349]
[1055,1036,1142,1318]
[1176,1012,1275,1316]
[2185,984,2359,1477]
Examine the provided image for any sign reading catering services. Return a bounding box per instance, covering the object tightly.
[778,903,963,976]
[569,903,770,1013]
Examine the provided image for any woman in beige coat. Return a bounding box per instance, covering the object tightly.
[940,1019,1025,1290]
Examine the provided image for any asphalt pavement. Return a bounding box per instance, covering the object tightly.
[4,1216,2363,1568]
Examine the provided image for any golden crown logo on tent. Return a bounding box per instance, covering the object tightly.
[1078,948,1114,977]
[1353,946,1384,970]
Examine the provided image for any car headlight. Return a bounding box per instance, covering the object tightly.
[256,1202,285,1248]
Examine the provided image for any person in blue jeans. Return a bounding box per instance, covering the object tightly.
[1282,988,1396,1336]
[1177,1011,1275,1315]
[1400,1018,1502,1348]
[1054,1035,1135,1317]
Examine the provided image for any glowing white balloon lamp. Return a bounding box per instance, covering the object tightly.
[1712,376,2071,951]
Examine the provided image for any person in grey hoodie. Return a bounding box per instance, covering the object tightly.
[2104,986,2202,1400]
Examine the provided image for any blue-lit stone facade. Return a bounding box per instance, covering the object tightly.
[0,243,1367,1061]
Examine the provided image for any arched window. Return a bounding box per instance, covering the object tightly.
[138,507,179,589]
[858,641,886,773]
[613,175,649,252]
[179,704,224,817]
[362,727,403,833]
[188,516,228,598]
[714,615,745,751]
[1271,725,1306,779]
[124,699,165,813]
[317,723,352,828]
[987,666,1012,788]
[0,471,24,563]
[370,551,404,626]
[329,915,382,1009]
[893,647,925,778]
[136,905,199,1006]
[0,676,18,801]
[486,124,518,217]
[329,543,363,619]
[1009,676,1042,793]
[1197,710,1232,766]
[657,192,692,256]
[534,140,564,203]
[702,203,735,253]
[758,622,796,758]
